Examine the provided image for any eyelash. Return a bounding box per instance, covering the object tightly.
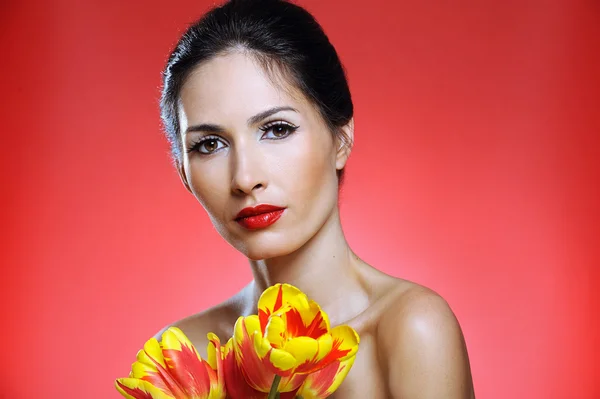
[186,121,299,154]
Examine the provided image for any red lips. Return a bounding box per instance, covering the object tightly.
[235,204,286,230]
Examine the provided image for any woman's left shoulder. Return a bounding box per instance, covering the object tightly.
[379,281,458,335]
[376,280,475,398]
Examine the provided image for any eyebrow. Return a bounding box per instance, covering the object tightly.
[184,106,298,135]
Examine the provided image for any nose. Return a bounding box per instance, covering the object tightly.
[230,144,267,196]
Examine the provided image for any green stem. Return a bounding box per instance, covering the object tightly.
[267,375,282,399]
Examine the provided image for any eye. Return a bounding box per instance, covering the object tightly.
[260,121,299,140]
[187,136,227,154]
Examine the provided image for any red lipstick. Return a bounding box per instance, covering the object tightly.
[235,204,286,230]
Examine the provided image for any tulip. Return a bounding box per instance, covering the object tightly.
[222,337,301,399]
[295,356,356,399]
[230,284,359,395]
[115,327,225,399]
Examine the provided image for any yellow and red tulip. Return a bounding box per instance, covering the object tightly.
[115,327,225,399]
[230,284,359,394]
[222,338,301,399]
[116,284,359,399]
[295,356,356,399]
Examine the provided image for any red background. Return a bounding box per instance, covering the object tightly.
[1,0,598,398]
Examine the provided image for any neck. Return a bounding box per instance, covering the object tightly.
[248,207,369,325]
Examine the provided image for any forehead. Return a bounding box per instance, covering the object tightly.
[178,52,309,126]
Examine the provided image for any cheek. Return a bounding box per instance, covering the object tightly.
[278,131,337,198]
[186,161,230,215]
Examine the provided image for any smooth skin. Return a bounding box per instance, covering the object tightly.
[158,51,475,398]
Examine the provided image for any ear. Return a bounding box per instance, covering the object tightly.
[335,118,354,170]
[176,160,193,194]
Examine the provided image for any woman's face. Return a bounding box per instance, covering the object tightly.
[177,52,351,260]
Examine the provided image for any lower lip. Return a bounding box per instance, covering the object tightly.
[236,209,285,230]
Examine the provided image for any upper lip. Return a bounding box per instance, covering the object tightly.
[235,204,285,220]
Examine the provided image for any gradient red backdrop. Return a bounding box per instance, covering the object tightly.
[1,0,598,398]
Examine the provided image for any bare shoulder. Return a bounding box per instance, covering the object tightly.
[378,282,459,337]
[152,286,249,357]
[376,280,475,398]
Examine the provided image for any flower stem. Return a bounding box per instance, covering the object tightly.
[267,375,282,399]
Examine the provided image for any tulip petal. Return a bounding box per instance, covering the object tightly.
[160,327,214,398]
[285,334,333,374]
[264,314,286,348]
[129,339,175,394]
[277,372,309,394]
[207,333,226,399]
[258,284,308,331]
[282,300,330,340]
[115,378,175,399]
[252,317,297,374]
[130,339,166,379]
[326,325,360,361]
[233,316,275,391]
[206,333,220,371]
[223,339,268,399]
[295,355,356,399]
[252,334,272,359]
[283,337,318,367]
[267,347,297,374]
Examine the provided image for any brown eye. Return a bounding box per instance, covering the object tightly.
[202,139,219,153]
[272,125,288,137]
[187,137,225,154]
[260,122,299,140]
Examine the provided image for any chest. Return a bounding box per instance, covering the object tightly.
[328,333,389,399]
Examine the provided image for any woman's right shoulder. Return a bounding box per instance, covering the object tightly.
[152,288,249,355]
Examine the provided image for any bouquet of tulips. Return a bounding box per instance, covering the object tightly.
[115,284,360,399]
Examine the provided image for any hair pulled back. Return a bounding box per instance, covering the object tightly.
[160,0,353,181]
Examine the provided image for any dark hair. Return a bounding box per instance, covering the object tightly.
[160,0,353,182]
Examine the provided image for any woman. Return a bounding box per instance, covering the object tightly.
[157,0,475,397]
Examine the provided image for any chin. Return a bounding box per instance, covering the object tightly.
[215,215,320,261]
[242,243,297,261]
[232,235,304,261]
